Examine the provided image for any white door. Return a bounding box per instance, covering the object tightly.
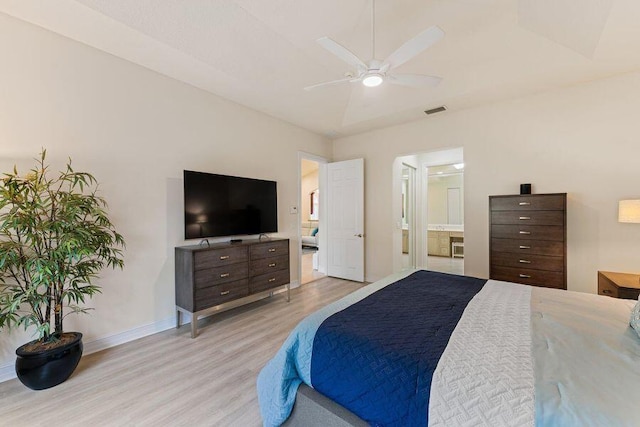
[326,158,364,282]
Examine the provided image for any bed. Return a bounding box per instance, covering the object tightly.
[257,269,640,426]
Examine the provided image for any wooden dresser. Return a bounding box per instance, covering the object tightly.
[489,193,567,289]
[598,271,640,300]
[175,238,290,337]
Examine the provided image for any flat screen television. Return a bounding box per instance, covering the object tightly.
[183,170,278,240]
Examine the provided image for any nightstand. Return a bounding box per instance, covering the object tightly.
[597,271,640,300]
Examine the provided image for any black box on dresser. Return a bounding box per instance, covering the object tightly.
[489,193,567,289]
[175,238,290,337]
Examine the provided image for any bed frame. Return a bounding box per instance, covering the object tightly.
[283,384,367,427]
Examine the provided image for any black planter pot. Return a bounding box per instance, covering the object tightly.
[15,332,83,390]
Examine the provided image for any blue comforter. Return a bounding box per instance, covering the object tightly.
[257,270,486,426]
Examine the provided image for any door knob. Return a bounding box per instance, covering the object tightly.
[354,233,363,237]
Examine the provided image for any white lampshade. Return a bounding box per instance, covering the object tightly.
[618,199,640,223]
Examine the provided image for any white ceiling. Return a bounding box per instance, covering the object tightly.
[2,0,640,138]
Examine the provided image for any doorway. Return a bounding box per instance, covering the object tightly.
[425,163,464,275]
[393,148,464,275]
[299,156,327,285]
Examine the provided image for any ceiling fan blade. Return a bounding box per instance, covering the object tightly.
[316,37,368,72]
[383,26,444,70]
[304,77,357,91]
[387,73,442,87]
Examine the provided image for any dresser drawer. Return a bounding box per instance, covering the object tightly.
[490,194,565,211]
[491,251,564,272]
[194,263,249,289]
[194,279,249,310]
[194,246,248,270]
[597,271,640,300]
[250,255,289,276]
[597,278,620,298]
[250,240,289,260]
[491,266,564,288]
[249,269,290,294]
[491,225,564,241]
[491,238,564,256]
[491,211,564,226]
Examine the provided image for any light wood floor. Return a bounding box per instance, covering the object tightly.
[300,251,325,285]
[0,277,364,427]
[427,255,464,275]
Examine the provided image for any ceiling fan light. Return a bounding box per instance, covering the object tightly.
[362,74,383,87]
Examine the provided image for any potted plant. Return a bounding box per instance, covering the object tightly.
[0,150,124,390]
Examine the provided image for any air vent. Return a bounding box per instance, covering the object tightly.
[424,106,447,115]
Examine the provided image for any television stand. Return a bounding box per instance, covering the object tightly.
[175,238,290,338]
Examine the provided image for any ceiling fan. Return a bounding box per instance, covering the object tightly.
[305,0,444,91]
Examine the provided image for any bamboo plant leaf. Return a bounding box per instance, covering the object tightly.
[0,150,125,342]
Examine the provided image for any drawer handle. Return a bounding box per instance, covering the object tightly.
[519,259,531,264]
[519,231,531,235]
[519,274,531,278]
[268,278,276,282]
[519,202,530,206]
[602,289,612,295]
[268,263,276,267]
[519,245,531,249]
[220,255,230,260]
[519,216,531,220]
[268,248,276,252]
[220,290,230,296]
[220,273,230,278]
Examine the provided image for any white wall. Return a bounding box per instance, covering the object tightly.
[301,169,319,223]
[333,72,640,289]
[0,15,330,371]
[428,174,464,225]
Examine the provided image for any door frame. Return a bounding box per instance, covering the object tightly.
[298,152,328,287]
[402,163,417,268]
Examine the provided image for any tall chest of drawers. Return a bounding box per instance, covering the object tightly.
[175,238,290,337]
[489,193,567,289]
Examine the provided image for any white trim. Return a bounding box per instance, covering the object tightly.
[0,316,175,384]
[0,363,14,383]
[0,280,300,384]
[83,317,176,355]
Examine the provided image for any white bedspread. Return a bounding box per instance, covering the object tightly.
[530,286,640,426]
[429,280,535,427]
[429,280,640,427]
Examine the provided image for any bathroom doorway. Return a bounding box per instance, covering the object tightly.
[425,163,464,275]
[393,148,464,275]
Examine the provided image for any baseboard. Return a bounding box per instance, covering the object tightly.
[82,316,176,355]
[0,363,14,384]
[0,315,176,384]
[0,280,300,384]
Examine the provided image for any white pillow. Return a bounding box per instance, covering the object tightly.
[631,296,640,338]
